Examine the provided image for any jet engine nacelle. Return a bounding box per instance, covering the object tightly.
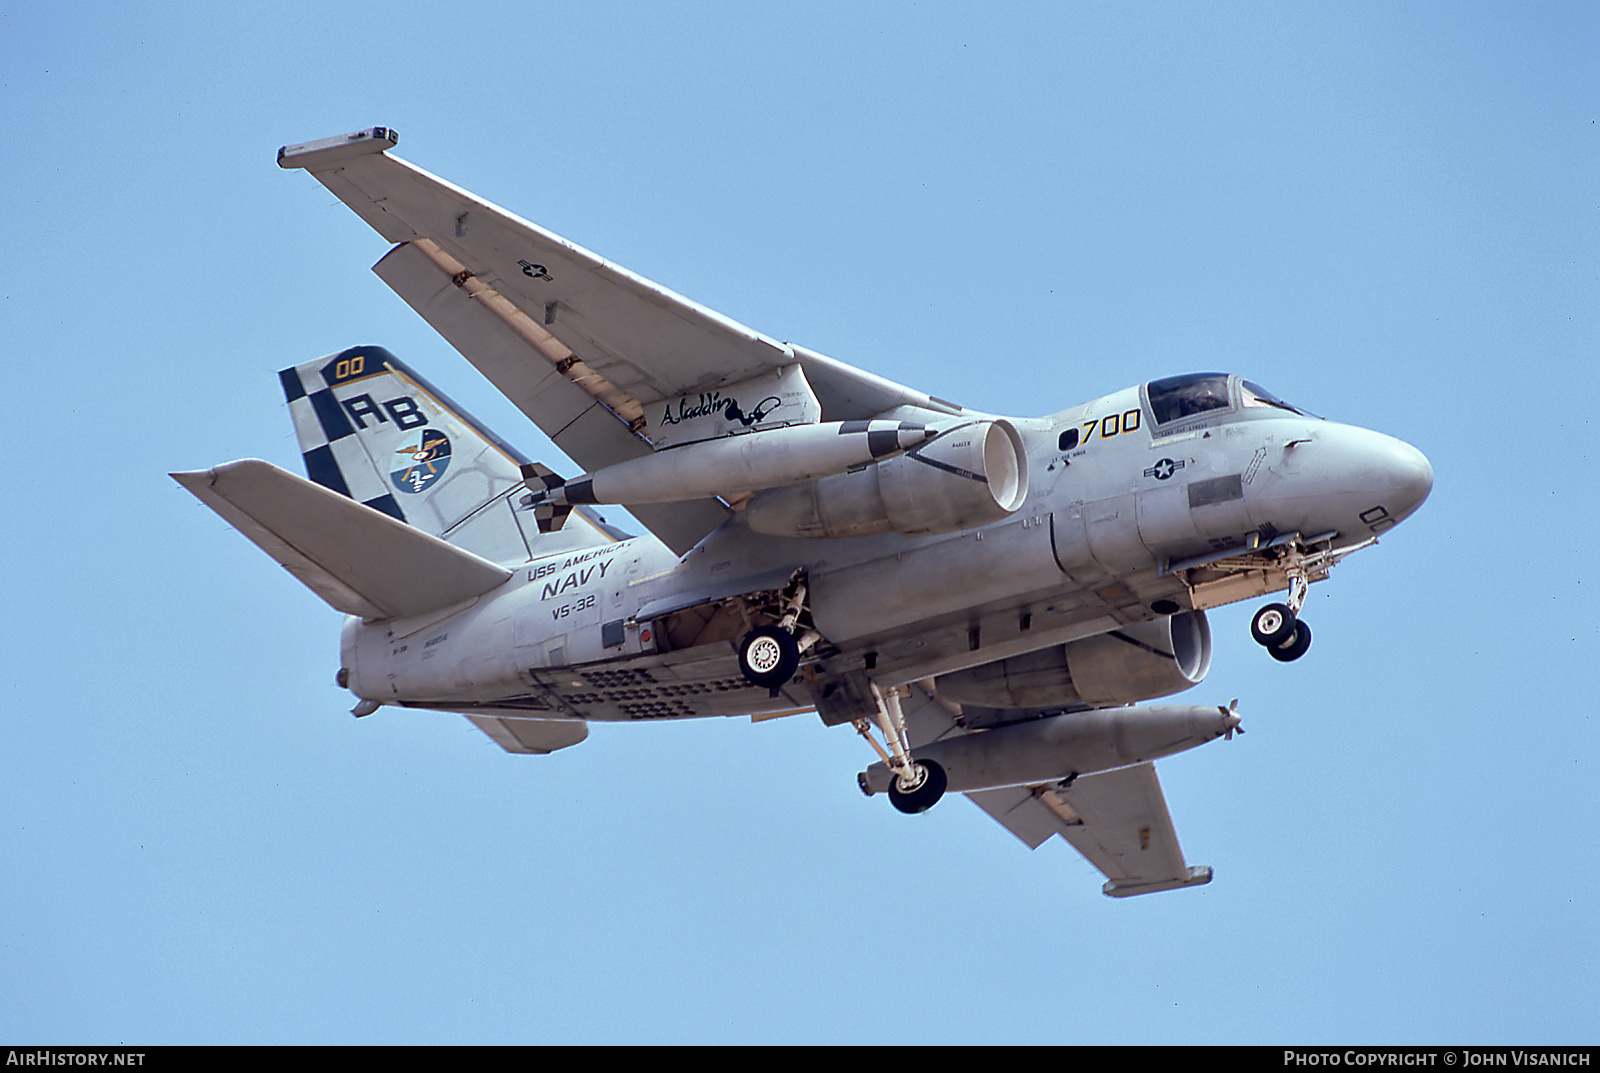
[935,611,1213,709]
[743,419,1029,539]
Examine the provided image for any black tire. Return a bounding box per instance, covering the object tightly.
[737,625,799,689]
[1251,603,1297,647]
[888,759,948,815]
[1268,619,1312,662]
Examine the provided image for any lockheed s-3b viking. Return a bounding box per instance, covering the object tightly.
[175,129,1434,898]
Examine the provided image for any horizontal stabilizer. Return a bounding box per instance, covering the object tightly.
[173,459,512,620]
[462,714,589,755]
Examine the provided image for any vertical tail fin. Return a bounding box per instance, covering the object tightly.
[281,347,613,562]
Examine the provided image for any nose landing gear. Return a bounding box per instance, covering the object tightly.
[1264,618,1312,662]
[1250,603,1296,646]
[1251,570,1312,662]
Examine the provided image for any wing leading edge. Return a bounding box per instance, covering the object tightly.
[279,128,962,553]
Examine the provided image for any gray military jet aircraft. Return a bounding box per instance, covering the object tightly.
[175,128,1433,897]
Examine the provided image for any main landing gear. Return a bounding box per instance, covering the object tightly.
[888,756,947,815]
[735,572,818,694]
[737,625,799,690]
[851,683,948,814]
[1250,568,1312,662]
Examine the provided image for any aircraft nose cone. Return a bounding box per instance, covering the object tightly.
[1382,438,1434,521]
[1260,423,1433,538]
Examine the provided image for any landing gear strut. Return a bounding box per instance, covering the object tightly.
[852,682,949,814]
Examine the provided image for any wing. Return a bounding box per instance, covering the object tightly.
[968,765,1213,897]
[893,686,1212,898]
[278,129,962,553]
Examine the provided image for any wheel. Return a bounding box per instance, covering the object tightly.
[888,759,948,815]
[1251,603,1297,647]
[737,625,799,689]
[1268,619,1312,662]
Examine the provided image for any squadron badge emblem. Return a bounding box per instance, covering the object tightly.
[391,428,452,493]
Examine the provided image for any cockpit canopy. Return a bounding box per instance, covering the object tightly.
[1145,373,1317,428]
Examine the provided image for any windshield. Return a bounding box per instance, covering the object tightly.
[1147,373,1231,425]
[1241,380,1316,418]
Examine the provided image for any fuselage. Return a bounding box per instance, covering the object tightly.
[341,373,1432,719]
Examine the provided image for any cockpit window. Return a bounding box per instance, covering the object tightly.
[1241,380,1316,418]
[1147,373,1232,425]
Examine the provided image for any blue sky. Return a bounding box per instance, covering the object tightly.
[4,1,1596,1044]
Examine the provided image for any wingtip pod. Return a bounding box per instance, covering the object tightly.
[277,127,397,170]
[1103,866,1213,898]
